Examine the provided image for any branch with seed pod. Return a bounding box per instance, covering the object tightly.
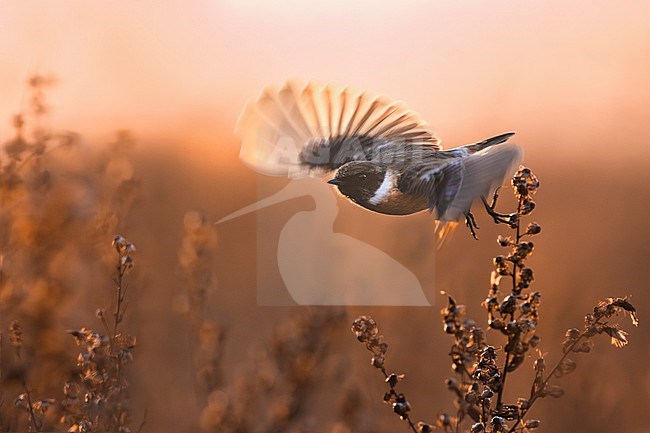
[352,166,639,433]
[351,316,434,433]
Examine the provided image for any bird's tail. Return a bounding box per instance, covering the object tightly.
[463,132,516,154]
[434,220,459,247]
[433,141,521,246]
[439,142,523,222]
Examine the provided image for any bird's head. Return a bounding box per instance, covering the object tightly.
[327,162,386,205]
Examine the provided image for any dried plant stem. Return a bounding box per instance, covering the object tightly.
[351,316,432,433]
[10,322,44,432]
[15,142,65,174]
[378,366,419,433]
[20,379,41,432]
[496,354,510,409]
[455,369,465,433]
[111,252,129,351]
[352,167,638,433]
[63,236,137,433]
[507,317,601,433]
[136,408,147,433]
[495,195,523,410]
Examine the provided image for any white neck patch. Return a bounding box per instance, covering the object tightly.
[369,170,396,205]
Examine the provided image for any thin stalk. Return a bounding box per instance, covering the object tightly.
[456,368,465,433]
[20,380,41,432]
[378,367,419,433]
[496,197,523,409]
[506,321,602,433]
[111,255,126,353]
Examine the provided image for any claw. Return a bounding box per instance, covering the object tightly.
[465,212,479,240]
[481,196,517,227]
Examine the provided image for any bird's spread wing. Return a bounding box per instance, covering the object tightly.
[402,141,523,221]
[236,80,441,178]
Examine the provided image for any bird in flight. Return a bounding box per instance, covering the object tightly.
[236,80,523,240]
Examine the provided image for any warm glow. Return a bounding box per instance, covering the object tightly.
[1,2,647,433]
[1,0,648,163]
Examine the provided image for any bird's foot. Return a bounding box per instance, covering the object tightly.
[465,212,479,240]
[481,190,518,228]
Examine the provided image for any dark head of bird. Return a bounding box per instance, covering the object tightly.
[327,162,386,206]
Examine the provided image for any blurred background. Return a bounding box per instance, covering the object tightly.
[0,1,648,432]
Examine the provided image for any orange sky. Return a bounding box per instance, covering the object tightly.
[1,0,649,164]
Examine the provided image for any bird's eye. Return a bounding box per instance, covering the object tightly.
[358,174,367,180]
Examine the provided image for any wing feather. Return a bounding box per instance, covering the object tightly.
[350,98,381,137]
[236,80,441,178]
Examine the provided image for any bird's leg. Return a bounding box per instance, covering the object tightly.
[465,211,479,240]
[481,188,517,227]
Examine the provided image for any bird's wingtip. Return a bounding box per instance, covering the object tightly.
[495,131,516,143]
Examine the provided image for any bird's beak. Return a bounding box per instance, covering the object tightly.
[327,178,342,186]
[216,178,323,224]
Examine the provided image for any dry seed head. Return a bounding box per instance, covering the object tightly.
[437,412,452,427]
[541,384,564,398]
[496,404,519,420]
[499,295,517,315]
[518,267,534,288]
[517,318,536,333]
[471,422,485,432]
[465,390,479,404]
[121,256,134,269]
[33,398,56,413]
[525,420,541,429]
[511,166,539,198]
[595,297,639,326]
[351,316,378,342]
[12,113,24,130]
[112,235,126,249]
[529,334,541,347]
[572,339,593,353]
[9,320,22,350]
[63,381,80,398]
[14,394,28,409]
[490,416,507,432]
[386,373,405,387]
[445,377,458,391]
[371,355,385,369]
[497,235,513,247]
[392,400,411,419]
[124,242,136,254]
[488,317,505,331]
[553,358,577,377]
[526,222,542,235]
[493,256,510,276]
[517,398,530,410]
[602,325,630,348]
[520,198,536,215]
[481,388,494,399]
[490,271,502,290]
